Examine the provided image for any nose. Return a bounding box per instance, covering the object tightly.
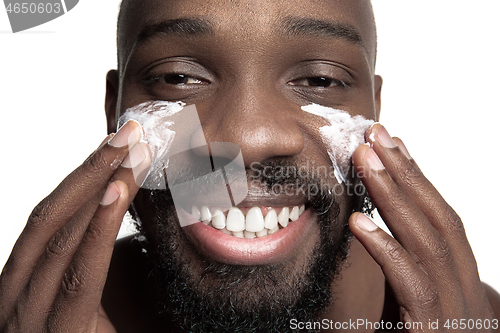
[198,84,305,167]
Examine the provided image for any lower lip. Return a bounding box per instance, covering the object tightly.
[182,208,316,265]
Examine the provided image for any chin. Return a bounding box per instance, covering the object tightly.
[132,185,355,333]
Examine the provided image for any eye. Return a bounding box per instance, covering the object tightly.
[163,74,208,85]
[288,77,347,88]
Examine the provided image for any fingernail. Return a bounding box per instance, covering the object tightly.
[365,148,385,171]
[101,182,121,206]
[370,124,397,148]
[396,139,412,160]
[122,144,146,168]
[109,120,143,148]
[355,214,378,232]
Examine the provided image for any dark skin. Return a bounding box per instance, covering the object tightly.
[1,0,499,332]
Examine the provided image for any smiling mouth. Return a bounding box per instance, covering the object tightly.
[191,205,306,238]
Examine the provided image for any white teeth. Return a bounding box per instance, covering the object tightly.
[232,231,244,238]
[201,206,212,225]
[191,204,306,238]
[191,205,201,221]
[226,207,245,232]
[212,209,226,229]
[221,227,232,235]
[244,230,256,239]
[278,207,289,227]
[289,206,299,221]
[268,226,279,235]
[246,207,265,232]
[256,229,268,238]
[264,209,278,229]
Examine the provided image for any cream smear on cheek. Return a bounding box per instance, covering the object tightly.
[117,101,248,228]
[118,100,185,189]
[301,104,374,184]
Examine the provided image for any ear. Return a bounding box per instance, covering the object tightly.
[374,75,382,122]
[105,70,120,134]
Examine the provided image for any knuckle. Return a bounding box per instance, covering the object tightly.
[400,163,423,187]
[382,239,407,265]
[45,228,76,259]
[60,265,87,296]
[445,209,465,233]
[84,149,109,175]
[61,272,83,296]
[27,197,54,229]
[429,239,452,263]
[411,282,440,310]
[415,239,453,269]
[85,221,105,242]
[415,239,453,271]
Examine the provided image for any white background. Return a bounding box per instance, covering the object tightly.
[1,0,498,296]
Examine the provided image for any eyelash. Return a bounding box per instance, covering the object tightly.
[145,74,348,90]
[288,77,349,89]
[144,73,209,86]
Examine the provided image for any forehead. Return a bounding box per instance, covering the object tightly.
[119,0,376,71]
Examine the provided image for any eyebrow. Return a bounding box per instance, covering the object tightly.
[136,16,363,47]
[279,16,363,46]
[137,18,215,43]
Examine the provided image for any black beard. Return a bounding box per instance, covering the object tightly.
[133,159,370,333]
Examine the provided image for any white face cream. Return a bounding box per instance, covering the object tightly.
[117,101,248,228]
[301,104,374,184]
[118,101,190,189]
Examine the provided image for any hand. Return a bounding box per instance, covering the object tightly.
[349,123,498,332]
[0,120,151,332]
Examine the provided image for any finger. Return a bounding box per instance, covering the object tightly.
[3,121,142,287]
[18,146,151,326]
[26,120,142,234]
[14,195,103,327]
[352,144,443,259]
[367,125,480,293]
[112,142,152,188]
[349,213,445,331]
[352,144,466,312]
[392,136,478,280]
[392,137,413,162]
[368,125,469,246]
[98,305,118,333]
[47,181,130,332]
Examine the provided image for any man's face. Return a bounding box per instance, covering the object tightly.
[108,0,380,330]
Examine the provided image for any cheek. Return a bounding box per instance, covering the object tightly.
[302,104,374,185]
[118,101,208,190]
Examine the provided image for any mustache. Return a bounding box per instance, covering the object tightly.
[151,157,340,216]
